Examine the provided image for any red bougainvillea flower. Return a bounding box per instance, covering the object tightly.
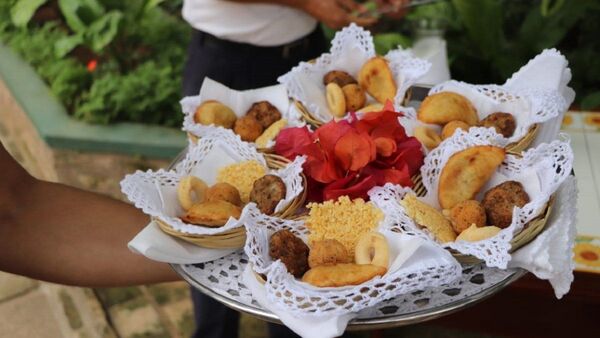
[87,59,98,72]
[274,103,424,201]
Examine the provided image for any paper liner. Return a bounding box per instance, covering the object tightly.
[121,129,305,236]
[278,23,430,123]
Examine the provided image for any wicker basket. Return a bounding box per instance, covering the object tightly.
[156,153,307,249]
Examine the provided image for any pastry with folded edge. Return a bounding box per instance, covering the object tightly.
[400,194,456,243]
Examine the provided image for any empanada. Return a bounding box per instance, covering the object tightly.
[438,146,505,209]
[418,92,478,126]
[358,57,397,104]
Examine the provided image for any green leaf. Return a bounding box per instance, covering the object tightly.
[581,92,600,110]
[54,34,84,58]
[373,33,411,55]
[85,11,123,52]
[451,0,505,60]
[142,0,166,13]
[58,0,105,32]
[10,0,48,27]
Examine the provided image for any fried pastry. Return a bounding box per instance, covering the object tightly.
[342,84,367,112]
[400,194,456,243]
[480,112,516,138]
[247,101,282,129]
[441,120,470,140]
[323,70,358,87]
[269,230,310,278]
[302,263,387,287]
[308,239,351,268]
[358,56,397,104]
[448,200,487,233]
[194,100,237,129]
[414,126,442,150]
[206,182,242,207]
[255,118,287,148]
[234,115,263,142]
[456,224,501,242]
[418,92,479,126]
[438,146,505,209]
[177,176,208,211]
[356,103,384,114]
[181,200,242,227]
[481,180,530,228]
[249,175,286,215]
[326,82,346,118]
[355,232,389,269]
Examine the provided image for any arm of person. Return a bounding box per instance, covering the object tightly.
[0,143,180,287]
[229,0,377,28]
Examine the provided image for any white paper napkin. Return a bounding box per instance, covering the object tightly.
[128,221,236,264]
[242,265,355,338]
[508,176,578,299]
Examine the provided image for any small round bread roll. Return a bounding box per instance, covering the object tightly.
[326,82,347,118]
[323,70,357,87]
[449,200,487,233]
[206,182,242,207]
[414,126,442,150]
[194,100,237,129]
[177,176,208,211]
[442,120,471,140]
[342,84,367,112]
[308,239,351,268]
[234,115,263,142]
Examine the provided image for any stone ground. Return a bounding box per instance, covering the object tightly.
[0,77,488,338]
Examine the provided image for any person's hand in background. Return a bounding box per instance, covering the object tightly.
[300,0,378,29]
[375,0,411,19]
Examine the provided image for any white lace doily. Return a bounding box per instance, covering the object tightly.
[371,128,573,268]
[181,77,303,146]
[427,80,568,144]
[243,203,461,317]
[120,130,305,235]
[278,23,430,122]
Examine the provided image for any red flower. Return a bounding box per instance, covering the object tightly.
[87,59,98,72]
[274,104,423,201]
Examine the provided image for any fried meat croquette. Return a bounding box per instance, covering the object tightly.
[194,100,237,128]
[438,146,505,209]
[206,182,242,207]
[308,239,351,268]
[269,230,310,278]
[302,263,387,287]
[249,175,286,215]
[323,70,357,87]
[342,84,367,112]
[480,112,516,138]
[247,101,282,129]
[482,180,530,228]
[234,115,263,142]
[181,200,242,227]
[449,200,487,233]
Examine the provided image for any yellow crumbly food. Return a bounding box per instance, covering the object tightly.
[217,160,266,203]
[400,194,457,243]
[306,196,383,260]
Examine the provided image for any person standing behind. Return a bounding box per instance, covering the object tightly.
[181,1,407,337]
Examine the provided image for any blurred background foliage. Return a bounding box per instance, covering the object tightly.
[0,0,598,127]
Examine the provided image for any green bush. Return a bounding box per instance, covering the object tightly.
[0,0,189,126]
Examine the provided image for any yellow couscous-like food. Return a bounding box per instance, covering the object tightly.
[217,160,266,203]
[306,196,383,260]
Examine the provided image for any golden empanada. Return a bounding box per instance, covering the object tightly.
[418,92,478,126]
[358,57,397,104]
[181,200,242,227]
[438,146,505,209]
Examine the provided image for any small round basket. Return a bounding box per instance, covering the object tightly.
[155,153,307,249]
[505,124,539,153]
